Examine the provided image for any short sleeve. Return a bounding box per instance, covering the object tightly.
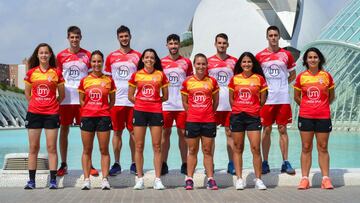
[293,73,302,90]
[56,53,62,72]
[259,76,268,92]
[128,72,137,87]
[24,69,33,85]
[287,51,296,71]
[103,54,112,75]
[78,78,85,93]
[228,76,235,91]
[109,78,116,93]
[161,71,169,88]
[212,78,220,94]
[56,68,65,85]
[327,72,335,89]
[186,58,193,76]
[85,51,92,71]
[180,79,188,95]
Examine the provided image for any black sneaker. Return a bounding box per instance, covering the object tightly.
[181,163,187,175]
[161,162,168,176]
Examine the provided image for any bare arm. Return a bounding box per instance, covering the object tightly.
[24,83,31,102]
[161,86,169,102]
[109,92,115,108]
[181,94,188,111]
[212,91,219,112]
[229,89,234,108]
[260,90,267,106]
[128,85,136,104]
[79,92,85,107]
[294,89,301,106]
[288,70,296,83]
[329,88,335,104]
[57,84,65,103]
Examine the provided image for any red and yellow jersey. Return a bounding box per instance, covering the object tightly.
[128,69,169,113]
[78,73,116,117]
[161,55,193,111]
[104,49,141,107]
[181,75,219,122]
[57,48,91,105]
[24,66,65,115]
[228,73,268,116]
[293,70,335,119]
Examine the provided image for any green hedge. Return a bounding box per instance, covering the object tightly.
[0,83,24,94]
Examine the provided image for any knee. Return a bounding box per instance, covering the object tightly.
[278,126,287,135]
[302,144,312,153]
[152,143,161,153]
[99,146,109,155]
[233,142,244,154]
[135,143,144,153]
[46,144,57,154]
[202,146,212,156]
[29,144,40,154]
[317,143,328,153]
[250,145,261,155]
[188,146,198,156]
[83,145,93,155]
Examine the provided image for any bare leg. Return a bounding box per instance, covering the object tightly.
[45,129,58,171]
[247,130,262,178]
[261,125,272,161]
[177,128,187,163]
[97,131,110,178]
[134,126,146,177]
[186,137,200,178]
[232,132,245,178]
[201,136,215,178]
[278,125,289,161]
[300,131,314,177]
[112,130,123,163]
[315,132,330,177]
[59,125,69,164]
[150,126,163,178]
[161,127,171,163]
[28,129,42,170]
[81,131,95,179]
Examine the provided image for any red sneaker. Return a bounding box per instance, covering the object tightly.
[57,163,68,176]
[321,177,334,190]
[297,177,310,190]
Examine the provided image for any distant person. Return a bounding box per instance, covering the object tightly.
[78,50,115,190]
[256,25,296,175]
[228,52,267,190]
[128,48,169,190]
[24,43,65,189]
[207,33,237,175]
[57,26,99,177]
[181,53,219,190]
[294,47,335,190]
[160,34,193,175]
[103,25,140,176]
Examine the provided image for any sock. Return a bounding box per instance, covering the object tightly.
[50,170,57,180]
[115,161,120,165]
[29,170,36,181]
[207,177,214,181]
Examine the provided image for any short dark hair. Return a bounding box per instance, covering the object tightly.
[28,43,56,69]
[193,53,208,65]
[266,25,280,36]
[167,34,180,43]
[302,47,326,70]
[91,50,104,61]
[137,48,162,71]
[67,26,81,37]
[234,52,265,78]
[117,25,131,36]
[215,33,228,42]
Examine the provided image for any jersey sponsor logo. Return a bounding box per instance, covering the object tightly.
[37,84,50,97]
[217,71,229,84]
[68,65,80,78]
[116,65,130,79]
[142,84,155,97]
[307,86,320,100]
[238,88,252,101]
[266,64,280,77]
[167,71,180,85]
[89,88,102,101]
[193,91,206,104]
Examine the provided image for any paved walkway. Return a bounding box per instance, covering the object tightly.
[1,186,359,203]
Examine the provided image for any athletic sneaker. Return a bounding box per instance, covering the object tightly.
[227,161,235,175]
[57,162,68,176]
[254,178,267,190]
[181,163,187,175]
[101,178,111,190]
[153,178,165,190]
[161,162,169,176]
[298,177,310,190]
[24,180,36,190]
[281,161,296,175]
[321,176,334,190]
[235,178,245,190]
[261,161,270,174]
[133,177,144,190]
[109,163,121,176]
[130,163,137,175]
[206,178,218,190]
[49,179,57,189]
[184,178,194,190]
[82,178,91,190]
[90,166,99,176]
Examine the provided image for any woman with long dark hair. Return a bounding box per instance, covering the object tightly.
[24,43,65,189]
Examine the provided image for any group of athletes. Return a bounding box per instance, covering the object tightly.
[23,24,335,191]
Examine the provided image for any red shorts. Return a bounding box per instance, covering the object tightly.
[260,104,292,126]
[215,111,231,127]
[163,111,186,129]
[59,105,81,125]
[110,106,134,131]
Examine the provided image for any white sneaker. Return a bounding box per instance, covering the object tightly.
[153,178,165,190]
[235,178,246,190]
[133,176,144,190]
[82,178,91,190]
[101,178,111,190]
[254,178,267,190]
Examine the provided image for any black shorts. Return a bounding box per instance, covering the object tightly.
[25,112,60,129]
[80,116,112,132]
[230,112,262,132]
[185,122,217,138]
[298,117,332,132]
[133,110,163,126]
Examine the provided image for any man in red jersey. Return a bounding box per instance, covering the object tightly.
[160,34,193,175]
[255,26,296,175]
[207,33,237,175]
[103,25,141,176]
[57,26,98,176]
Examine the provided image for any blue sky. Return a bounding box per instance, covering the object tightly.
[0,0,200,64]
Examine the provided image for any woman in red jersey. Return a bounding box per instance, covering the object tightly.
[78,50,116,190]
[128,48,169,190]
[229,52,268,190]
[24,43,65,190]
[181,53,219,190]
[294,47,335,190]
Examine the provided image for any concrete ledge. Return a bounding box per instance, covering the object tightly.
[1,168,360,188]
